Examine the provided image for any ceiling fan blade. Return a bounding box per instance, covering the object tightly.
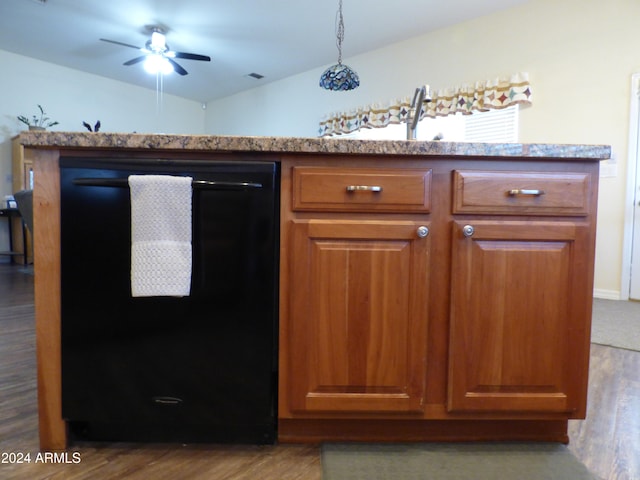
[123,56,147,66]
[167,58,188,75]
[173,52,211,62]
[100,38,142,50]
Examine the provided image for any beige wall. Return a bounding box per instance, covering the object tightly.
[206,0,639,297]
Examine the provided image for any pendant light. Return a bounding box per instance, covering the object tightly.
[319,0,360,91]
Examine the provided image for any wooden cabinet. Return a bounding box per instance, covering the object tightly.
[448,220,591,414]
[12,135,34,192]
[447,169,594,416]
[18,135,608,450]
[10,136,33,264]
[280,160,597,442]
[285,166,432,414]
[287,219,430,413]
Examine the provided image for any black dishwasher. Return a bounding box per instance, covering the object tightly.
[59,156,279,444]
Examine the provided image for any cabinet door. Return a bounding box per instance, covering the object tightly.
[287,219,430,413]
[448,220,591,415]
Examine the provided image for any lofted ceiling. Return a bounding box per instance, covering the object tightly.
[0,0,529,103]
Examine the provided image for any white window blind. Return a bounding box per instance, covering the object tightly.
[464,105,519,143]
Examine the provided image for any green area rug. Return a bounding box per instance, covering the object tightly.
[322,443,601,480]
[591,298,640,351]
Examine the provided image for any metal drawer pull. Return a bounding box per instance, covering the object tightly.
[346,185,383,192]
[508,189,545,196]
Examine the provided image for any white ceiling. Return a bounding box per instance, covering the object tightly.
[0,0,529,103]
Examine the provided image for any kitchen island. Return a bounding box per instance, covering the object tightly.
[19,131,610,450]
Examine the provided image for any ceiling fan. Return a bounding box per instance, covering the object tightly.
[100,27,211,76]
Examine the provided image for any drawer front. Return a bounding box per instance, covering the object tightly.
[292,167,432,212]
[452,170,591,216]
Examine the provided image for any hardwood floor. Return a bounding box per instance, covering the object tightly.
[0,262,638,479]
[568,344,640,480]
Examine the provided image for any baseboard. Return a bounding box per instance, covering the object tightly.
[593,289,621,300]
[278,418,569,444]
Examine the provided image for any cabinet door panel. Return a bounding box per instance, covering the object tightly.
[288,220,429,413]
[448,220,591,414]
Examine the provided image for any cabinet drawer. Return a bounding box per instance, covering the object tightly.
[292,167,432,212]
[452,170,591,216]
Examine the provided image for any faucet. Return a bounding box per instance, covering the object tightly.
[407,85,432,140]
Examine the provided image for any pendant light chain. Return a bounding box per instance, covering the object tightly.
[336,0,345,65]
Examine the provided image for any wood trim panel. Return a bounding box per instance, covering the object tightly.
[32,148,66,450]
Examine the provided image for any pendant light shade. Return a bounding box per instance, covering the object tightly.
[319,63,360,91]
[320,0,359,91]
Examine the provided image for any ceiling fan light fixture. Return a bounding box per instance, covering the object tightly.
[144,55,173,75]
[149,31,167,52]
[101,27,210,77]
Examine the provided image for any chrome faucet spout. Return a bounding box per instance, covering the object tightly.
[407,85,432,140]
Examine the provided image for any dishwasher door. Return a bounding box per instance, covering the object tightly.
[59,157,279,444]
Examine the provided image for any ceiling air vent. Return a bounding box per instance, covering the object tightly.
[246,73,264,80]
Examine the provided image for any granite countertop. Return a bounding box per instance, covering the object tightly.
[19,131,611,160]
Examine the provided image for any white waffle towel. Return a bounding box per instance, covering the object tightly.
[129,175,193,297]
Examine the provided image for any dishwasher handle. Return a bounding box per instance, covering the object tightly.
[72,178,263,190]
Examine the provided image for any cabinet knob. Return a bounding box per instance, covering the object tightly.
[462,225,475,237]
[417,226,429,238]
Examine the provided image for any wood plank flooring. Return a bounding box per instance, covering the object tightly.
[568,343,640,479]
[0,262,638,479]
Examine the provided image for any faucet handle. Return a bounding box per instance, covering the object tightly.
[423,85,432,103]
